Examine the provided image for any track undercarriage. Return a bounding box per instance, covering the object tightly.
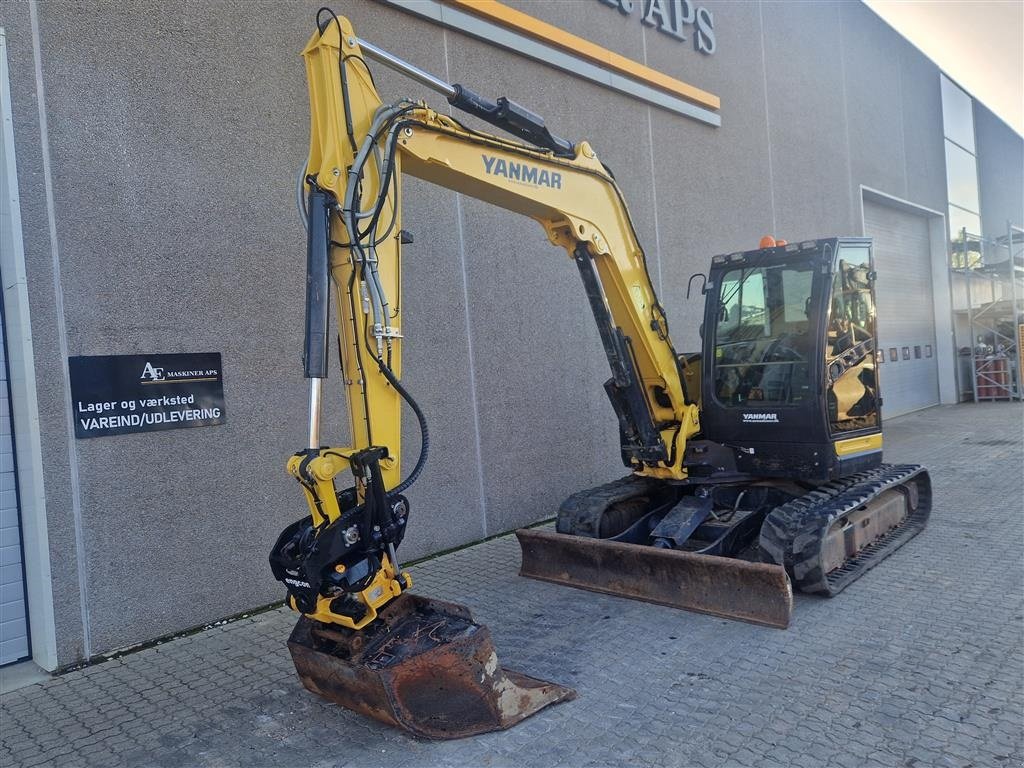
[518,464,931,628]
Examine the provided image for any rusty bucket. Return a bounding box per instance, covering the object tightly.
[288,593,576,739]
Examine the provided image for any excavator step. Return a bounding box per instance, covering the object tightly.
[288,593,575,739]
[516,528,793,629]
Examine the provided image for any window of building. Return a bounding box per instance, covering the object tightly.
[940,75,976,153]
[948,206,981,241]
[940,75,982,267]
[945,140,980,212]
[948,206,983,268]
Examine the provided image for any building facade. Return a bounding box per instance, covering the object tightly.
[1,0,1021,671]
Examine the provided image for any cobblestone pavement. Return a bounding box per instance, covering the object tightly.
[2,403,1022,768]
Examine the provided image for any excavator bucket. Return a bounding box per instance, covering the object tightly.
[287,592,576,739]
[516,528,793,629]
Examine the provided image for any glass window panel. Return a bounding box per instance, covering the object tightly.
[713,263,815,406]
[948,205,981,239]
[941,75,975,153]
[945,140,980,213]
[782,269,813,322]
[827,246,879,433]
[949,206,982,268]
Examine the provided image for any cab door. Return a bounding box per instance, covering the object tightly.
[825,242,881,438]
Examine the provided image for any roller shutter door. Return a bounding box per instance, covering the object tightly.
[1,298,29,666]
[864,201,939,417]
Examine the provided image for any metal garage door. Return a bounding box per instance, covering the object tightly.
[864,201,940,417]
[1,28,30,666]
[1,297,29,665]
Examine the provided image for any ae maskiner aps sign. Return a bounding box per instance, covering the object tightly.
[598,0,716,54]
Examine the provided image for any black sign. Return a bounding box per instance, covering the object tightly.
[68,353,225,439]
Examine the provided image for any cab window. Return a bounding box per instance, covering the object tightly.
[713,263,815,406]
[826,246,879,433]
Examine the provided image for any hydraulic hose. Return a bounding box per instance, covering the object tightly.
[296,161,309,231]
[302,98,430,496]
[375,357,429,495]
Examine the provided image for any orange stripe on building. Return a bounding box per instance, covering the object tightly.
[445,0,720,111]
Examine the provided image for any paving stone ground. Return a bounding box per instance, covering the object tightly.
[1,402,1022,768]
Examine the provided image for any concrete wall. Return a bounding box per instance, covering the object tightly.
[975,103,1024,240]
[2,0,1021,666]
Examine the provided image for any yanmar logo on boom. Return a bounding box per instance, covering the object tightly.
[482,154,562,189]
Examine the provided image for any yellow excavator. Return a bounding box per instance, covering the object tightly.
[269,10,931,739]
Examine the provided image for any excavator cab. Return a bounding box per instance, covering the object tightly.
[699,237,883,482]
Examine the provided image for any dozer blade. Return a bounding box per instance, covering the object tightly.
[288,592,575,740]
[516,528,793,629]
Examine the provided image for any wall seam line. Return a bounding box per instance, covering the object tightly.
[645,106,663,294]
[895,45,909,198]
[837,3,856,231]
[757,1,777,232]
[442,28,489,539]
[29,0,91,659]
[640,25,662,292]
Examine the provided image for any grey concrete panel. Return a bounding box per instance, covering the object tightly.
[390,176,486,560]
[443,32,645,536]
[502,0,645,64]
[762,1,854,238]
[840,2,908,200]
[29,0,318,658]
[896,49,947,216]
[975,104,1024,237]
[1,0,87,665]
[647,3,774,354]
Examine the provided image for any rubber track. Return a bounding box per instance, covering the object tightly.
[759,463,932,596]
[556,475,662,537]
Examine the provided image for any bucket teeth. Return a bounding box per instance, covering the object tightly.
[288,593,575,740]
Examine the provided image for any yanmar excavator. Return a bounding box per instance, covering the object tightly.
[269,10,931,740]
